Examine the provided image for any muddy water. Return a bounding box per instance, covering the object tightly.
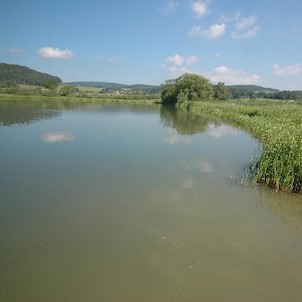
[1,100,302,302]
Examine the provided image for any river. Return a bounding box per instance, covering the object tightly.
[1,99,302,302]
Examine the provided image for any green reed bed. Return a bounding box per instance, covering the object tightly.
[181,99,302,193]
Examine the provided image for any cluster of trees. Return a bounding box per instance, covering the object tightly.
[0,63,62,86]
[261,90,302,101]
[161,73,229,104]
[161,74,302,104]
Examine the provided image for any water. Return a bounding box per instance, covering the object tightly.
[1,99,302,302]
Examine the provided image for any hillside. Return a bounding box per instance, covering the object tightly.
[0,63,62,86]
[227,85,279,93]
[68,81,280,96]
[68,81,160,94]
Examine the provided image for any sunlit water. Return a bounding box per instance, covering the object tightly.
[1,100,302,302]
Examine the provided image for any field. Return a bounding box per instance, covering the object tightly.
[179,99,302,193]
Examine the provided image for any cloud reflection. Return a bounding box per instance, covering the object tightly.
[198,161,214,173]
[207,124,238,138]
[42,132,74,143]
[162,129,192,145]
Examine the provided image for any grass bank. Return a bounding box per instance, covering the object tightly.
[0,93,160,104]
[178,99,302,193]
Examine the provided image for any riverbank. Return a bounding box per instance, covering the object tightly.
[0,93,160,104]
[178,99,302,193]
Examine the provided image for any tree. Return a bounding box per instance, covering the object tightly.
[160,79,177,104]
[60,85,78,96]
[214,82,229,100]
[161,73,213,105]
[43,79,58,90]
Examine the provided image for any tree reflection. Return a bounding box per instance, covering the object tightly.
[0,99,61,126]
[160,105,210,135]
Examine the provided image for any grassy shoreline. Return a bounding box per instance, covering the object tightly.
[178,99,302,193]
[0,93,160,104]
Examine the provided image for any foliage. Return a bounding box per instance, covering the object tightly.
[0,81,17,88]
[43,79,58,90]
[60,85,78,96]
[161,73,214,105]
[0,63,62,86]
[160,105,210,135]
[67,81,160,94]
[183,99,302,193]
[214,82,229,100]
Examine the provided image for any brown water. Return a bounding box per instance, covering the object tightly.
[1,100,302,302]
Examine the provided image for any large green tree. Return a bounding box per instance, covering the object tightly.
[161,73,213,105]
[214,82,229,100]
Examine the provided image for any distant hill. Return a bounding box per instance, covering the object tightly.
[68,81,280,95]
[67,81,160,94]
[228,85,279,93]
[0,63,62,86]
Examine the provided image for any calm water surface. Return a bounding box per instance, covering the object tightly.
[1,100,302,302]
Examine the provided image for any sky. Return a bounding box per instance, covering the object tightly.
[1,0,302,89]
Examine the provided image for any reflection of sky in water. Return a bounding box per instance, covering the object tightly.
[161,129,192,145]
[207,123,239,138]
[42,132,74,143]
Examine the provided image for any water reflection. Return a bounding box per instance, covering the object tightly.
[207,123,239,138]
[42,132,75,143]
[0,99,61,126]
[160,105,210,135]
[257,187,302,233]
[161,128,193,145]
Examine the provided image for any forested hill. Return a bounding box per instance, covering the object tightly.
[68,81,160,94]
[0,63,62,86]
[228,85,278,93]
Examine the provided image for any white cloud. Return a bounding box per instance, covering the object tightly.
[222,12,260,40]
[37,47,74,59]
[192,1,208,18]
[99,55,120,63]
[231,26,259,39]
[42,132,74,143]
[166,54,197,66]
[163,54,198,76]
[235,15,257,30]
[206,65,261,85]
[10,48,25,53]
[189,23,226,39]
[161,0,177,13]
[273,64,302,77]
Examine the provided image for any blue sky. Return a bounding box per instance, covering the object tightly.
[1,0,302,89]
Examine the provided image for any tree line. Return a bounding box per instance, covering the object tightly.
[161,73,302,104]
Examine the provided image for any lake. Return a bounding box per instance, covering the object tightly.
[1,99,302,302]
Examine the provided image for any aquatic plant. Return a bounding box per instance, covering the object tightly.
[183,99,302,193]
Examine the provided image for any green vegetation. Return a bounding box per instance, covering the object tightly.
[0,63,62,86]
[67,81,160,94]
[214,82,229,100]
[178,99,302,193]
[161,73,214,104]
